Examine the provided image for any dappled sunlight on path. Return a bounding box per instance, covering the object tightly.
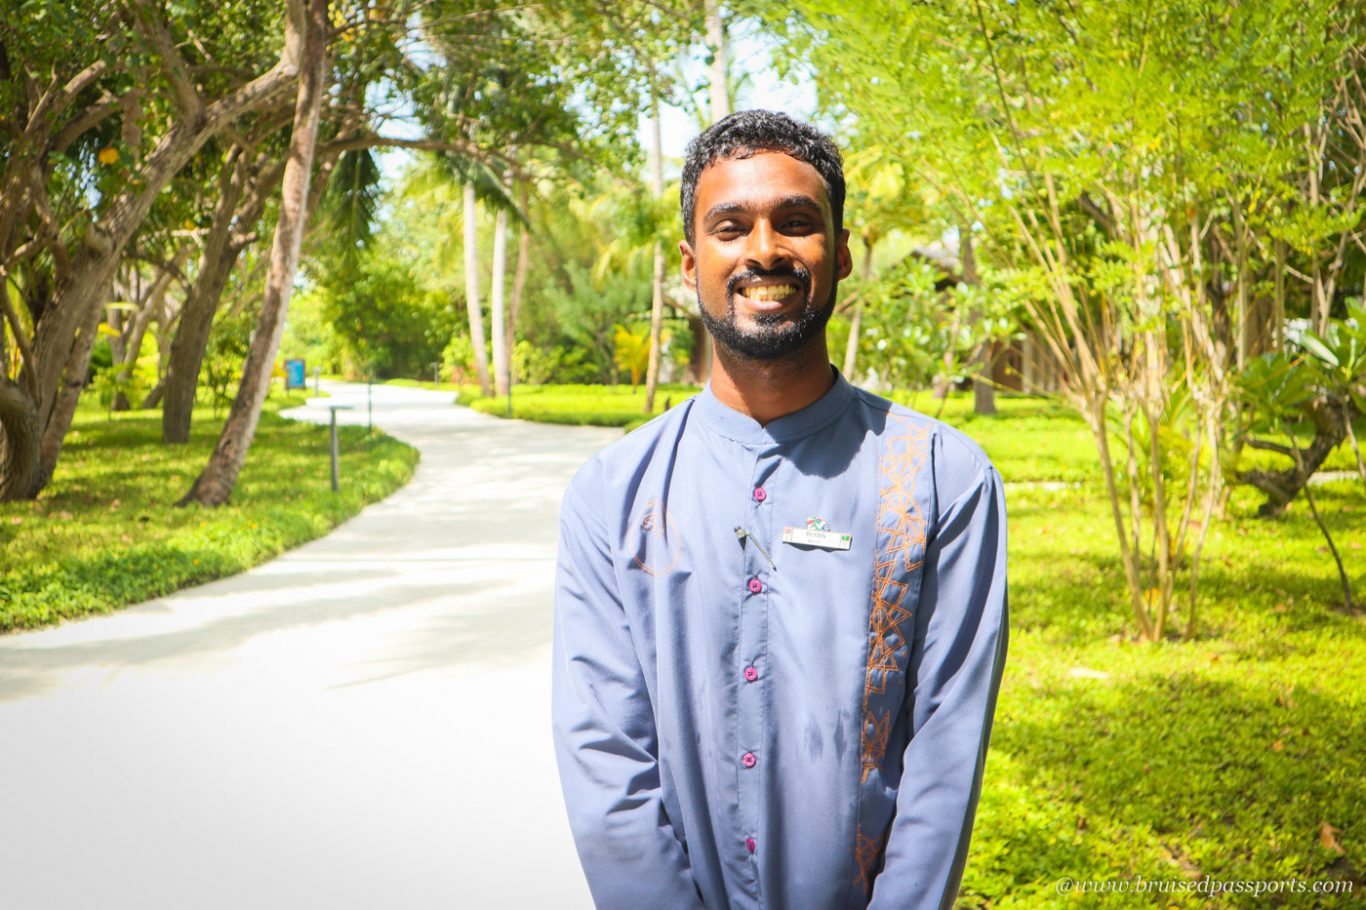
[0,382,618,910]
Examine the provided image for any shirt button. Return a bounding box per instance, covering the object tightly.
[753,486,767,502]
[747,578,763,594]
[743,666,759,682]
[741,751,757,768]
[745,837,757,854]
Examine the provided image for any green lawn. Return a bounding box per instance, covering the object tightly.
[968,475,1363,908]
[450,381,1362,484]
[451,381,702,429]
[450,381,1364,907]
[0,389,418,633]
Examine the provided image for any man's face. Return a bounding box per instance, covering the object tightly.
[681,151,853,361]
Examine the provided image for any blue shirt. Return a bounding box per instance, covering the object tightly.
[552,367,1008,910]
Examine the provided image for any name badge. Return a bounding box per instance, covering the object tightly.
[782,526,852,550]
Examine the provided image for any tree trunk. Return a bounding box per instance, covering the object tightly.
[162,150,269,443]
[0,379,40,500]
[463,181,492,396]
[697,0,729,385]
[179,0,327,507]
[508,220,529,387]
[0,284,41,500]
[705,0,730,121]
[842,300,862,379]
[141,379,165,410]
[37,279,107,489]
[843,236,875,380]
[963,227,996,416]
[645,101,665,414]
[111,266,174,411]
[490,206,509,397]
[1241,396,1351,517]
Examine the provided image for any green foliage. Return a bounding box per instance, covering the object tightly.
[201,310,255,414]
[510,340,598,386]
[856,253,1022,394]
[0,391,418,632]
[541,261,651,382]
[314,253,460,379]
[1300,303,1366,415]
[88,327,161,415]
[441,333,478,385]
[1235,353,1317,436]
[280,285,346,376]
[316,148,383,270]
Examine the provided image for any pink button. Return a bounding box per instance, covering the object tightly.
[741,751,757,768]
[745,837,757,853]
[747,578,763,594]
[753,486,767,502]
[743,666,759,682]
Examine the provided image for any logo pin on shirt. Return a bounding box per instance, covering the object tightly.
[782,516,852,550]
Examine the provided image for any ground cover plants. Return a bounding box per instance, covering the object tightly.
[0,391,418,633]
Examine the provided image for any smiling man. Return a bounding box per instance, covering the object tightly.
[552,110,1008,910]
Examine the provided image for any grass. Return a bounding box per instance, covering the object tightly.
[964,475,1364,908]
[453,381,702,430]
[0,389,418,633]
[449,380,1364,906]
[451,381,1362,484]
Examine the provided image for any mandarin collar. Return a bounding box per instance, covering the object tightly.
[693,364,855,444]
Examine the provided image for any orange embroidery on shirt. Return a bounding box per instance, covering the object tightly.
[860,418,930,785]
[854,824,887,894]
[854,417,930,894]
[630,498,681,576]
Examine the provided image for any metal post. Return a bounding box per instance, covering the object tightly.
[367,380,373,435]
[329,407,340,492]
[431,361,440,386]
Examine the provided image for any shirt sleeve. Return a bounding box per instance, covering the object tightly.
[867,435,1009,910]
[551,460,706,910]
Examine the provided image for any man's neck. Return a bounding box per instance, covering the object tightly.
[707,339,836,426]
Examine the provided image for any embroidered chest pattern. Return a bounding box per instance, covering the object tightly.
[855,416,931,894]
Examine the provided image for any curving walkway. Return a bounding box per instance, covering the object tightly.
[0,382,623,910]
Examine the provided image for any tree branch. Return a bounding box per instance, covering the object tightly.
[127,0,204,119]
[49,96,121,153]
[1245,438,1294,458]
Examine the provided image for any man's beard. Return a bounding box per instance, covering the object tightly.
[697,265,838,361]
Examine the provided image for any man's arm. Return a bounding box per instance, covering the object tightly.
[868,441,1009,910]
[551,467,706,910]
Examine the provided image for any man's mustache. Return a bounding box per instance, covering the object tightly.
[726,266,812,299]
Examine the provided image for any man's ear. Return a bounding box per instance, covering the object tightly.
[835,229,854,281]
[680,240,697,292]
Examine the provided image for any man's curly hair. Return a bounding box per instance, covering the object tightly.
[680,110,845,247]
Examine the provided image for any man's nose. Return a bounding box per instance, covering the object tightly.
[743,218,788,270]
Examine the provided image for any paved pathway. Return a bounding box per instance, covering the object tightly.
[0,382,622,910]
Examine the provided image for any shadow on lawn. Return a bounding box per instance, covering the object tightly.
[978,672,1364,908]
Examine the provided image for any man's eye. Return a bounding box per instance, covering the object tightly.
[783,219,814,232]
[714,224,744,238]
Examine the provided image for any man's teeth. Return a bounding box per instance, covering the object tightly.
[742,284,796,302]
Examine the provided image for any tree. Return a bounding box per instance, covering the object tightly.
[794,0,1361,639]
[180,0,328,507]
[0,1,302,499]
